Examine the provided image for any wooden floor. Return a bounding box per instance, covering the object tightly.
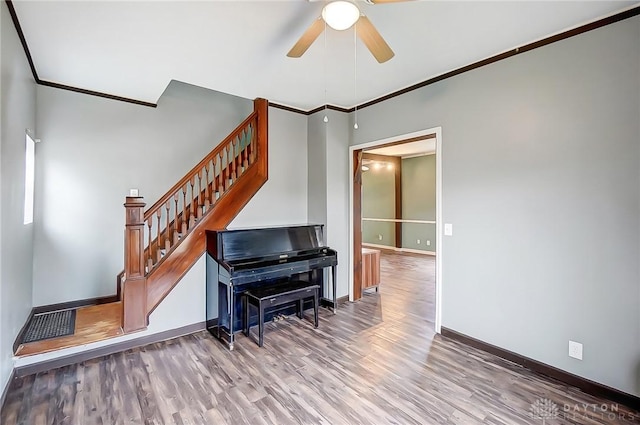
[3,251,639,424]
[15,302,123,357]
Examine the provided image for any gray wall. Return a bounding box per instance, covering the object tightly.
[33,81,253,305]
[362,166,395,247]
[307,111,349,298]
[402,155,436,251]
[231,106,308,227]
[350,17,640,396]
[325,110,350,298]
[33,82,309,301]
[307,111,327,227]
[0,1,36,393]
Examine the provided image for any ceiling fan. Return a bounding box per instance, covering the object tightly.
[287,0,408,64]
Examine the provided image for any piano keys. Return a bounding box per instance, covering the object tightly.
[206,224,338,350]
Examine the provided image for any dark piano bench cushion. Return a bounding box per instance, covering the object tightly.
[243,280,320,347]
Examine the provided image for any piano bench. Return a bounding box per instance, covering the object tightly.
[243,281,320,347]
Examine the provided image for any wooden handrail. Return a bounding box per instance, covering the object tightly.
[144,110,258,219]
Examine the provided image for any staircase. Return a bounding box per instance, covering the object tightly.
[14,98,269,356]
[121,98,269,332]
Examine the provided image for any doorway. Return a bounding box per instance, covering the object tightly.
[349,127,443,333]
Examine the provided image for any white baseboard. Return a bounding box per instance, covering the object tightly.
[362,243,436,256]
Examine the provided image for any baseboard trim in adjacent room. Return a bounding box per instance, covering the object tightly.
[362,243,436,256]
[400,247,436,256]
[0,368,16,414]
[14,321,206,378]
[440,327,640,411]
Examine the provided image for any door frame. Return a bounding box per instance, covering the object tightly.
[348,127,443,333]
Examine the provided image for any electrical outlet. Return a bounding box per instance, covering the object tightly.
[378,234,383,241]
[426,240,431,246]
[568,341,583,360]
[444,223,453,236]
[417,239,421,244]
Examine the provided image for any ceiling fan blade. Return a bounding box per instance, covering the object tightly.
[356,16,395,63]
[287,18,325,58]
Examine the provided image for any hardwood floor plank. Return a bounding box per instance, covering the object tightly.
[3,251,639,424]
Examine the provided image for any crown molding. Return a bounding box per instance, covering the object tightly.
[5,0,639,113]
[38,80,157,108]
[278,4,640,115]
[5,0,157,108]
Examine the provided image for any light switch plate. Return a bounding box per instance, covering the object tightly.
[444,223,453,236]
[129,188,139,197]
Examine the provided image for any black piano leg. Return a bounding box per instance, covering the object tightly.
[243,295,249,337]
[297,299,303,319]
[258,304,265,347]
[332,265,337,314]
[229,285,235,350]
[313,290,319,328]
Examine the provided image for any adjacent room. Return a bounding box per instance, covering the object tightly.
[1,1,639,424]
[356,138,438,330]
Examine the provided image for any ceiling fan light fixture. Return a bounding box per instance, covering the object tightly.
[322,1,360,31]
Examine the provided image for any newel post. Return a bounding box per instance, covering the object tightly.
[122,196,148,332]
[253,97,269,177]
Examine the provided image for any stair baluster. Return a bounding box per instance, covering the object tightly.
[232,141,238,180]
[233,139,239,177]
[164,201,171,251]
[222,149,229,192]
[146,220,153,271]
[156,210,162,262]
[173,193,180,244]
[204,164,211,212]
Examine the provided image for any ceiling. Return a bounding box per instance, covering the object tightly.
[12,1,638,111]
[365,139,435,157]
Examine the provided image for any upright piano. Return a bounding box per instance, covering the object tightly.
[206,224,338,349]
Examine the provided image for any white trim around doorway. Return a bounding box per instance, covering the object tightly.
[349,127,443,334]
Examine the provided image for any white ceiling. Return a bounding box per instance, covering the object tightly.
[365,139,435,157]
[12,1,638,111]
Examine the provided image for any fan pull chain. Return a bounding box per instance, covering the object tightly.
[354,22,359,130]
[323,19,329,123]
